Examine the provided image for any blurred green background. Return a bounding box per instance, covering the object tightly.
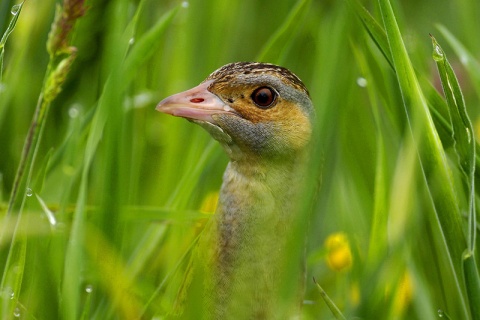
[1,0,479,319]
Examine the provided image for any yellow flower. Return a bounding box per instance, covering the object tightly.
[350,281,361,306]
[325,232,353,272]
[393,271,414,315]
[200,191,219,214]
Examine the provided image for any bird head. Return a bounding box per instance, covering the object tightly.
[157,62,314,162]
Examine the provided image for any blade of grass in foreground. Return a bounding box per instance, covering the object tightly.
[347,0,480,202]
[255,0,311,64]
[1,0,85,318]
[345,0,393,69]
[430,35,480,320]
[62,4,179,318]
[430,36,476,253]
[377,0,467,316]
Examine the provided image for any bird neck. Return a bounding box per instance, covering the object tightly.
[206,151,308,318]
[223,154,307,210]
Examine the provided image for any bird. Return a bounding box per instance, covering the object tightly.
[156,62,314,319]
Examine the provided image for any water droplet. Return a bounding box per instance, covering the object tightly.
[26,188,32,197]
[11,4,21,15]
[356,77,367,88]
[85,285,93,293]
[438,309,444,317]
[68,106,79,118]
[5,288,14,299]
[460,55,469,65]
[432,45,444,62]
[13,307,20,317]
[181,1,189,8]
[133,92,153,108]
[35,194,57,226]
[466,127,471,143]
[129,38,135,45]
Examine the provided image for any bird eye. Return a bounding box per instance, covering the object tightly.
[251,87,276,108]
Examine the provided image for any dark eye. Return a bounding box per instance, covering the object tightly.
[251,87,276,108]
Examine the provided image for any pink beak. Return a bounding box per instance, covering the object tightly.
[156,80,236,122]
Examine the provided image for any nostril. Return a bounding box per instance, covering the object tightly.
[190,98,204,103]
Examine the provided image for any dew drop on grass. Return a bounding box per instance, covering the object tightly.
[129,38,135,45]
[13,307,20,317]
[11,4,21,16]
[1,287,14,299]
[438,309,444,317]
[85,285,93,293]
[182,1,189,8]
[356,77,367,88]
[466,127,471,143]
[432,45,444,62]
[68,106,79,118]
[26,188,32,197]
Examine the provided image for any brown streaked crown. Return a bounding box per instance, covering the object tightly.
[205,62,310,96]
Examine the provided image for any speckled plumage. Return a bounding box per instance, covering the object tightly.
[157,62,314,319]
[206,62,310,96]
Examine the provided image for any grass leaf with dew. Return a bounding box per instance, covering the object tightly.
[255,0,311,64]
[84,226,143,319]
[122,7,179,85]
[62,4,177,318]
[1,1,85,318]
[430,35,476,252]
[0,238,26,319]
[0,1,24,81]
[430,35,480,319]
[436,24,480,95]
[351,42,389,261]
[346,0,480,173]
[378,0,468,316]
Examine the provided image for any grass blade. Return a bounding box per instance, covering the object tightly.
[431,34,479,320]
[430,35,476,252]
[313,277,346,320]
[255,0,311,63]
[0,1,24,81]
[436,24,480,96]
[345,0,393,69]
[463,252,480,320]
[122,7,179,84]
[378,0,468,316]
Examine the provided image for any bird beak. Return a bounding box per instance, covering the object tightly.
[156,80,235,122]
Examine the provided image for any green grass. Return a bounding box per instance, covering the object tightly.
[1,0,479,319]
